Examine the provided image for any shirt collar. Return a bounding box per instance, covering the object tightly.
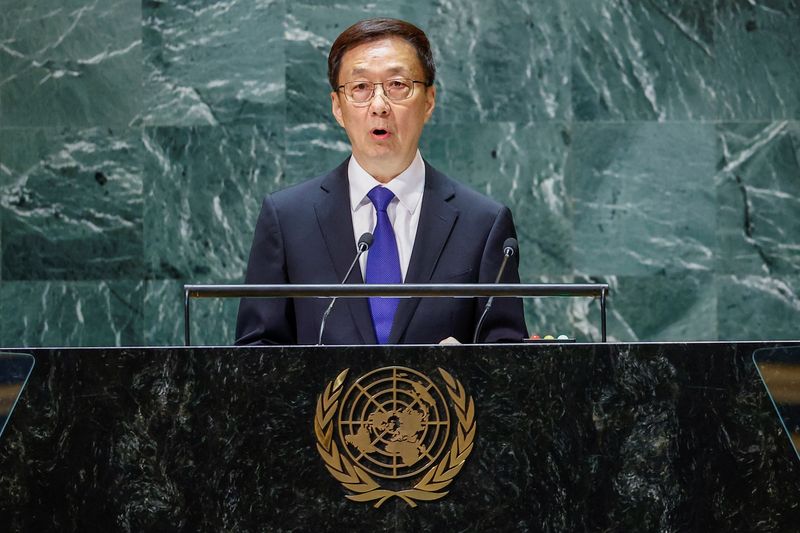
[348,151,425,213]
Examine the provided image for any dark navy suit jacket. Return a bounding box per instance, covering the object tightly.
[235,158,528,345]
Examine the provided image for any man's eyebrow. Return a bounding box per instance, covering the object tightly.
[349,66,409,76]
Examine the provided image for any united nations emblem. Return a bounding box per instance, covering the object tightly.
[314,366,476,508]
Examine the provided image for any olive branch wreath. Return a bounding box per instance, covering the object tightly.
[314,368,476,508]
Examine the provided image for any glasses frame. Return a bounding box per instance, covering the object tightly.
[336,78,430,105]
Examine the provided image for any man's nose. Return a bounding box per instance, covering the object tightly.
[369,85,390,116]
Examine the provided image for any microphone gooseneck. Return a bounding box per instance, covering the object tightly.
[317,232,373,345]
[472,238,519,344]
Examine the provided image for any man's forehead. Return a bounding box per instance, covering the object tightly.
[340,38,423,78]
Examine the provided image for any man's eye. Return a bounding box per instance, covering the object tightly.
[352,82,371,92]
[386,80,407,89]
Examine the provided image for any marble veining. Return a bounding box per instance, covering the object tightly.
[0,281,143,346]
[0,128,144,281]
[137,0,285,126]
[716,122,800,276]
[568,122,717,276]
[715,1,800,120]
[429,0,570,123]
[571,0,716,121]
[0,0,142,127]
[142,123,284,283]
[1,1,799,345]
[717,275,800,340]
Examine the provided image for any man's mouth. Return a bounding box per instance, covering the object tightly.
[370,128,391,140]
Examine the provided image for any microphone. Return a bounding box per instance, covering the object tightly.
[317,232,373,345]
[472,237,519,344]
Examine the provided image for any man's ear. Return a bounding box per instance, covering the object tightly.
[424,85,436,123]
[331,91,346,128]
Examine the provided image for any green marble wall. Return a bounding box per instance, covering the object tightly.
[1,0,798,346]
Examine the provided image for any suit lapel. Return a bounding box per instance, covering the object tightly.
[388,163,458,344]
[314,160,377,344]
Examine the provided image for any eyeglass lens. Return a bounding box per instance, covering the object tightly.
[346,79,414,103]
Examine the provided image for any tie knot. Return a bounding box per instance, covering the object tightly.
[367,186,395,212]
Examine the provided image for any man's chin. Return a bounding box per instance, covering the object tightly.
[360,146,400,162]
[365,139,395,152]
[355,151,411,179]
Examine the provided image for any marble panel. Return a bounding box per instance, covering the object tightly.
[570,0,716,121]
[142,123,283,282]
[0,0,142,127]
[717,275,800,341]
[428,0,570,123]
[421,121,572,276]
[0,127,143,280]
[715,0,800,120]
[144,280,237,347]
[716,122,800,275]
[284,1,431,126]
[608,273,717,341]
[0,280,143,347]
[137,0,285,127]
[285,122,351,182]
[523,273,717,343]
[568,122,717,276]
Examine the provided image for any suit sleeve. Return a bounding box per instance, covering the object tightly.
[475,205,529,343]
[234,195,297,345]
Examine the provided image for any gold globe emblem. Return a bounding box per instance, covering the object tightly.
[314,366,476,508]
[338,367,450,479]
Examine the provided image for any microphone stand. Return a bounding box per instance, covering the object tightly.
[472,239,517,344]
[317,234,372,345]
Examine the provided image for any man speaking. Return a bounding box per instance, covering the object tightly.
[235,18,527,345]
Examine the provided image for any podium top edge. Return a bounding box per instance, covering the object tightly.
[182,283,610,298]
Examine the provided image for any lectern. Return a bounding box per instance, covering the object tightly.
[0,342,798,531]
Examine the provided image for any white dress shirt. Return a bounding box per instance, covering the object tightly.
[348,151,425,281]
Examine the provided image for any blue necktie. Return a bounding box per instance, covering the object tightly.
[365,186,401,344]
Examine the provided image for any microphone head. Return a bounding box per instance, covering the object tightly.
[358,232,374,251]
[503,237,519,257]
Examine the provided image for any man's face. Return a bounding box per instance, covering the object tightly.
[331,37,436,182]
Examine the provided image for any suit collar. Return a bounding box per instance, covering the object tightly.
[315,158,377,344]
[389,161,459,343]
[316,158,354,282]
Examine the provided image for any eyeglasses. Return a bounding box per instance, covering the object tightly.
[336,77,429,104]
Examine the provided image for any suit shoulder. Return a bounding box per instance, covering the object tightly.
[268,173,328,206]
[262,158,348,208]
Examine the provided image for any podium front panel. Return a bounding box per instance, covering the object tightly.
[0,342,798,531]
